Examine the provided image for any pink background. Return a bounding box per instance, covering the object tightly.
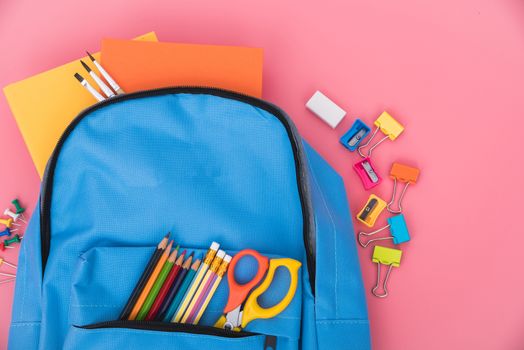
[1,0,524,349]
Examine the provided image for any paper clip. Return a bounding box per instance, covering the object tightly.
[358,214,410,247]
[0,228,11,238]
[357,194,387,227]
[372,246,402,298]
[353,158,382,190]
[358,112,404,158]
[387,163,420,214]
[0,218,13,229]
[340,119,371,151]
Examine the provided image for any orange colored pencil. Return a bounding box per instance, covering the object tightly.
[128,241,173,320]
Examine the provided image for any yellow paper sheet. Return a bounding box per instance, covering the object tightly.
[3,32,158,178]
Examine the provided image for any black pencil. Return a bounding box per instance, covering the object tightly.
[118,232,170,320]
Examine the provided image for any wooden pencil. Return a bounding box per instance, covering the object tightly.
[192,255,231,324]
[155,253,193,321]
[181,250,225,323]
[166,258,201,322]
[119,233,169,320]
[145,250,186,321]
[136,247,178,320]
[172,242,219,322]
[128,241,173,320]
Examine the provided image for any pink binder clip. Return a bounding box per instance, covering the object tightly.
[353,157,382,190]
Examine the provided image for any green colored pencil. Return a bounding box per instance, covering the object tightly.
[136,246,179,320]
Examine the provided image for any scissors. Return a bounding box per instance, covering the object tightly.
[214,249,301,331]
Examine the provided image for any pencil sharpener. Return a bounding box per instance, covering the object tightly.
[340,119,371,151]
[357,194,387,227]
[387,214,410,244]
[353,157,382,190]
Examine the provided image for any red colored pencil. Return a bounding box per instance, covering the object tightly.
[145,250,185,320]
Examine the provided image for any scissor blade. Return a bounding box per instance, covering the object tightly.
[224,306,242,330]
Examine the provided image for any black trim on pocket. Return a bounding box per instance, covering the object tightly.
[77,320,257,339]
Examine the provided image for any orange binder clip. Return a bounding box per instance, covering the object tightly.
[387,163,420,213]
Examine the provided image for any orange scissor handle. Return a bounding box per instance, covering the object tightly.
[223,249,269,314]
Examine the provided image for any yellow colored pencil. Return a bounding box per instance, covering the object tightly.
[171,242,219,323]
[181,250,225,323]
[128,241,173,320]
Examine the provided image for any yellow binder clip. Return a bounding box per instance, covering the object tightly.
[358,112,404,158]
[357,194,387,228]
[372,246,402,298]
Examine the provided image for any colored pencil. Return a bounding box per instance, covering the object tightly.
[136,246,179,320]
[119,233,169,320]
[166,258,201,322]
[171,242,219,323]
[128,241,173,320]
[145,250,186,321]
[181,250,225,323]
[156,253,193,321]
[192,255,231,324]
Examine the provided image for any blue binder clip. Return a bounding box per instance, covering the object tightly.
[340,119,371,151]
[358,214,410,248]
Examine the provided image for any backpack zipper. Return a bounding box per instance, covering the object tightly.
[39,87,316,295]
[79,320,276,349]
[78,319,256,338]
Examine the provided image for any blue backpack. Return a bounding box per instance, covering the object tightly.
[9,88,371,350]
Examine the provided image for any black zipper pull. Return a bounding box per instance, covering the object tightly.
[264,335,277,350]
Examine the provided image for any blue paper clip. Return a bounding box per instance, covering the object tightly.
[358,214,410,248]
[340,119,371,151]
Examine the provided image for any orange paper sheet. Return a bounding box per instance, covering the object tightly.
[4,32,158,178]
[100,39,263,98]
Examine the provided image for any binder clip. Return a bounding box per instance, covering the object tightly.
[358,112,404,158]
[357,194,387,227]
[387,163,420,214]
[340,119,371,151]
[372,246,402,298]
[354,158,382,190]
[358,214,410,247]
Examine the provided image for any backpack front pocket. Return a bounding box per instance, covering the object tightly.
[68,246,302,349]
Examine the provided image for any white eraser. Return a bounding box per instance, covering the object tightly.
[216,249,226,258]
[306,91,346,128]
[224,255,232,263]
[210,242,220,251]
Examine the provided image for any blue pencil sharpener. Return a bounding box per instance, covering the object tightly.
[339,119,371,151]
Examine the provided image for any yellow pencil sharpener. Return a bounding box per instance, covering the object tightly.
[356,194,387,228]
